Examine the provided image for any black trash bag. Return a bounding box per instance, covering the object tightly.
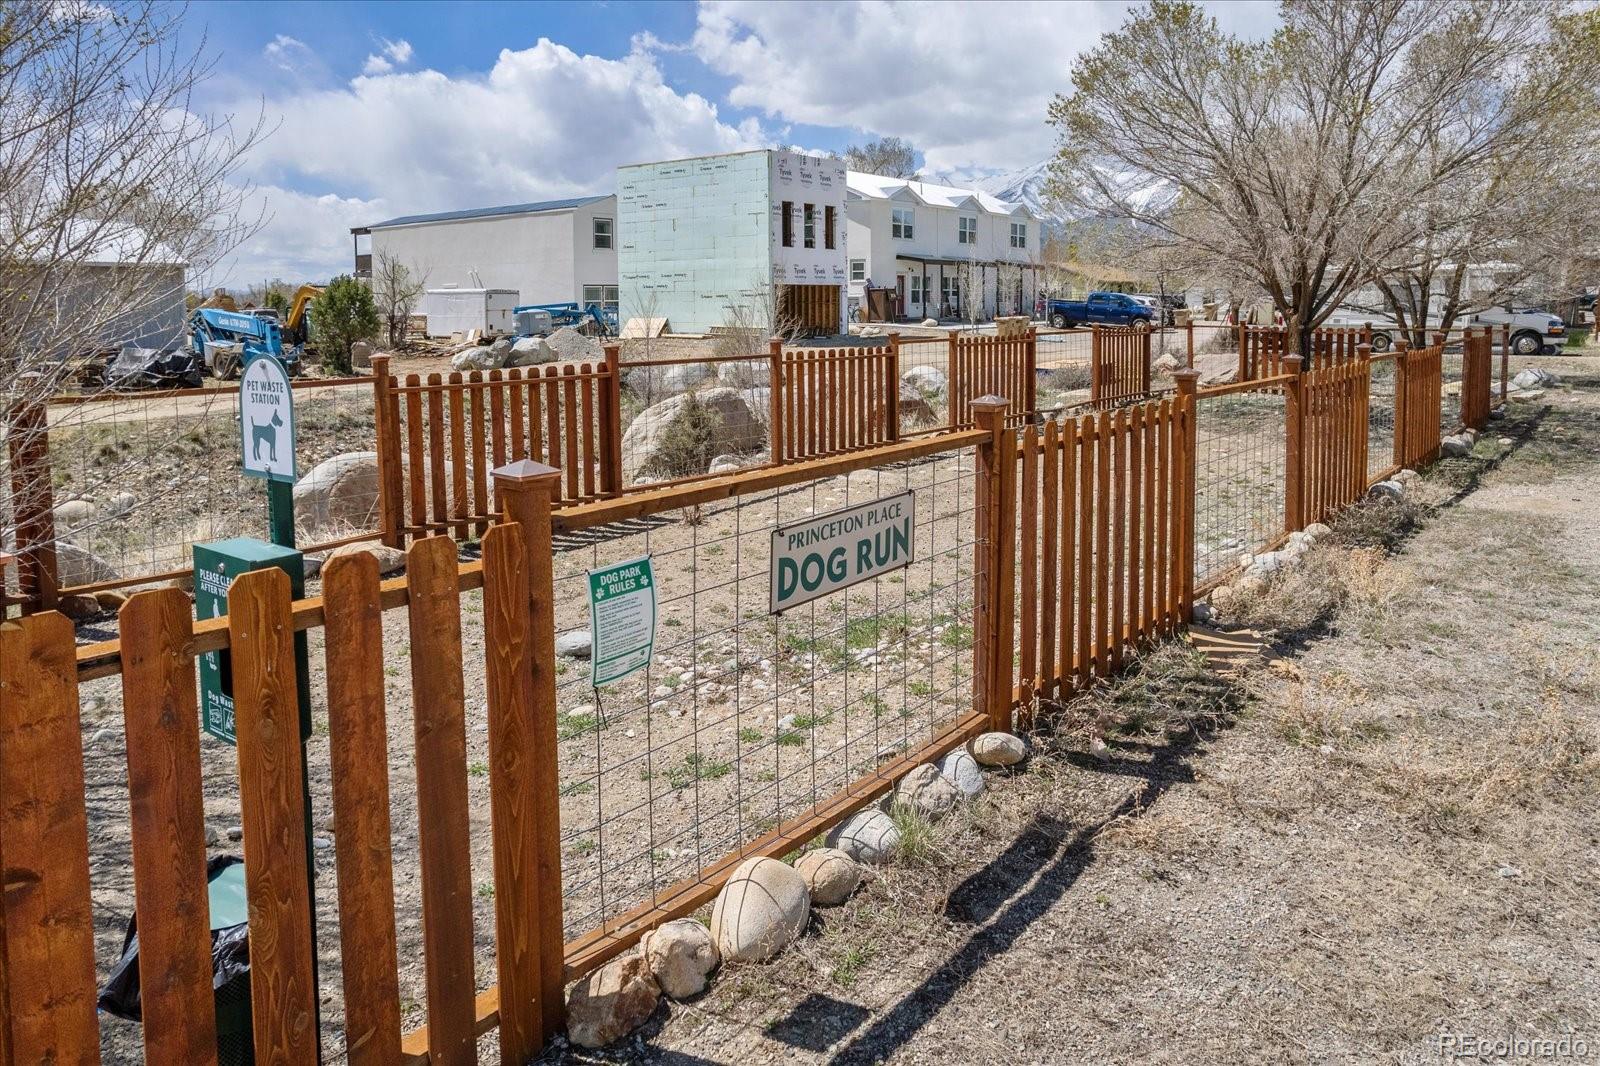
[98,855,251,1022]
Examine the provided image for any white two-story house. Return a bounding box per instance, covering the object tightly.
[845,174,1041,323]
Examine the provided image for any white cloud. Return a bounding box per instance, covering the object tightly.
[363,37,413,75]
[691,0,1279,177]
[263,34,315,76]
[201,185,386,288]
[224,37,766,280]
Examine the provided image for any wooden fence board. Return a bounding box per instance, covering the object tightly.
[0,612,100,1062]
[119,590,218,1065]
[228,568,319,1064]
[321,554,404,1065]
[405,536,478,1066]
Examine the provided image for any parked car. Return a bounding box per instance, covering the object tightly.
[1323,306,1565,355]
[1131,292,1185,326]
[1466,306,1566,355]
[1047,291,1154,330]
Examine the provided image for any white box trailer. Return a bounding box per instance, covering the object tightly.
[419,287,519,338]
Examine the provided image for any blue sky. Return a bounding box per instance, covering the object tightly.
[183,1,1280,287]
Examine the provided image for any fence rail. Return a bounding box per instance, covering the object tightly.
[1089,325,1152,407]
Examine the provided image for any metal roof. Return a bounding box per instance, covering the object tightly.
[359,194,612,231]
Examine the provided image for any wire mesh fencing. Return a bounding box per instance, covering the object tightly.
[1191,385,1286,586]
[1368,355,1398,482]
[40,380,378,595]
[547,445,978,942]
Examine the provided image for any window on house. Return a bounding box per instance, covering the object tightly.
[892,207,914,239]
[593,217,613,250]
[942,275,959,310]
[824,206,836,250]
[958,216,977,244]
[803,204,815,249]
[850,259,866,282]
[1010,222,1027,248]
[909,274,924,305]
[782,201,794,247]
[582,284,620,310]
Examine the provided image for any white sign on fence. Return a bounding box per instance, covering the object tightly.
[239,356,296,482]
[587,555,657,687]
[770,490,915,614]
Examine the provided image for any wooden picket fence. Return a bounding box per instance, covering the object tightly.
[769,339,900,461]
[1007,382,1196,722]
[1238,325,1371,380]
[1460,327,1494,431]
[1089,325,1152,407]
[1394,342,1444,469]
[943,330,1037,429]
[1288,355,1371,527]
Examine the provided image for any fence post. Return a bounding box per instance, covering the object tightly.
[599,343,624,495]
[5,390,57,612]
[371,355,406,548]
[884,333,902,442]
[1236,324,1248,381]
[1089,325,1102,405]
[971,396,1015,734]
[1139,326,1152,396]
[1392,339,1411,471]
[1173,369,1199,621]
[945,331,960,429]
[1500,322,1510,403]
[1185,316,1195,368]
[1282,355,1306,532]
[1024,327,1039,415]
[491,460,566,1042]
[768,338,785,463]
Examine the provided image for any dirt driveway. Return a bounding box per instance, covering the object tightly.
[574,359,1600,1063]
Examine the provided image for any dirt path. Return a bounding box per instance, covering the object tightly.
[584,365,1600,1063]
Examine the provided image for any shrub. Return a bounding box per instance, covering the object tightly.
[641,391,722,480]
[309,275,379,376]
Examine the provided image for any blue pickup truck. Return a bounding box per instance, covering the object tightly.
[1047,291,1154,330]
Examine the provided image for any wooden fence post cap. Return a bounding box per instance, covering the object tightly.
[1172,368,1200,392]
[970,395,1009,413]
[1283,354,1304,373]
[492,459,562,485]
[1356,343,1373,358]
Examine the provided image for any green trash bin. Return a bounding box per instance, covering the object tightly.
[207,860,254,1066]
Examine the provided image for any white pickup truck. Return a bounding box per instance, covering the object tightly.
[1324,307,1566,355]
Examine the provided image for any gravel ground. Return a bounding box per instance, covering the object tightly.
[568,354,1600,1064]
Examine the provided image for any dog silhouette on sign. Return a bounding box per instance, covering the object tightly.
[251,409,284,465]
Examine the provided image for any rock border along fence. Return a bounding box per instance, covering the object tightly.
[0,326,1468,1062]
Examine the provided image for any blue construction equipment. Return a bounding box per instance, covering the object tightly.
[189,307,302,380]
[512,302,617,336]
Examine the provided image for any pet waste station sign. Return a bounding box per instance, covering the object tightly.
[770,490,915,614]
[239,355,296,482]
[587,555,657,687]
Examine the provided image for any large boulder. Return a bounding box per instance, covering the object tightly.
[294,452,382,532]
[1440,434,1473,458]
[661,362,715,393]
[894,763,959,819]
[642,918,719,1000]
[451,345,499,372]
[622,387,764,481]
[324,540,405,576]
[565,949,660,1048]
[825,808,900,865]
[1512,367,1557,389]
[507,336,553,367]
[901,364,948,399]
[717,359,770,387]
[896,381,937,429]
[557,628,593,659]
[794,848,862,906]
[1194,351,1238,386]
[970,732,1027,767]
[937,748,985,797]
[55,541,118,588]
[710,857,810,963]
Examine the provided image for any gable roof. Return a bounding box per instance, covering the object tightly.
[361,194,612,232]
[845,172,1029,217]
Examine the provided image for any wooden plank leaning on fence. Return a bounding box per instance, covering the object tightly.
[4,396,58,612]
[0,611,100,1061]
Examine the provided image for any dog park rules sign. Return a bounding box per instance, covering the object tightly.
[770,491,915,614]
[239,355,296,482]
[588,555,657,687]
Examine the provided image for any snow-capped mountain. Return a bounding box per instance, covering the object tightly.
[934,159,1077,236]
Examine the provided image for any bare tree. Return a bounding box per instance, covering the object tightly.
[371,248,429,349]
[1,1,266,584]
[1047,0,1594,354]
[841,136,919,179]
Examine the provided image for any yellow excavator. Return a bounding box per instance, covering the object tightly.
[281,283,322,347]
